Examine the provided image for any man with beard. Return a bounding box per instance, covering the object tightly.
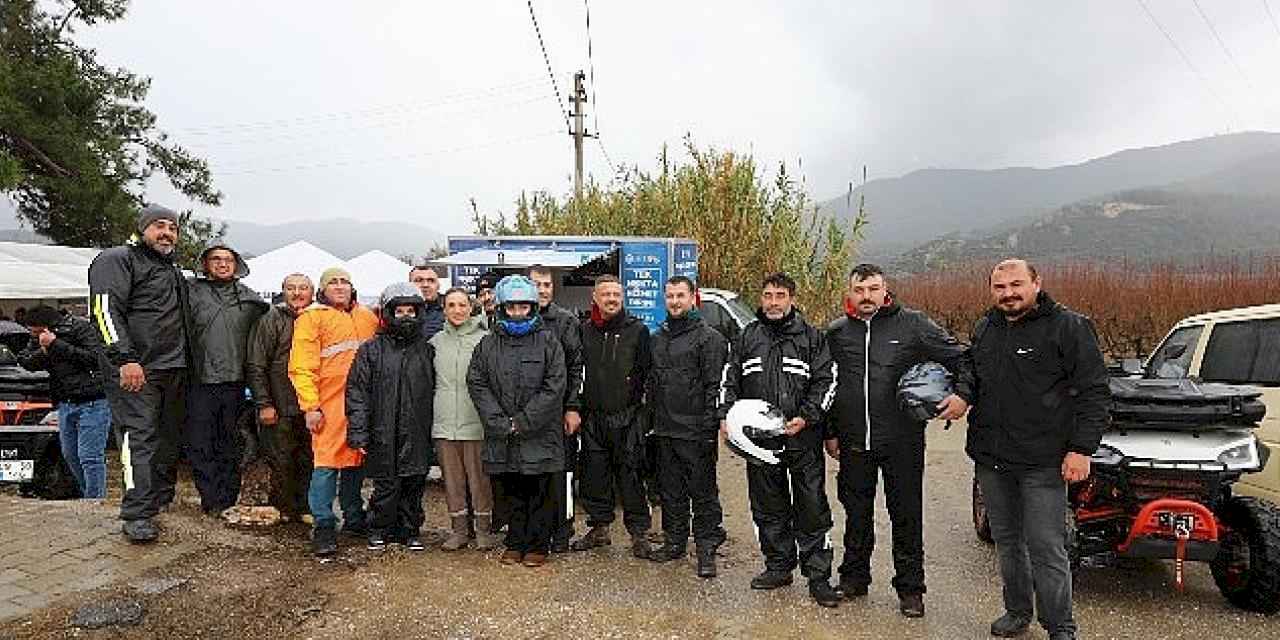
[719,272,841,607]
[824,263,973,617]
[968,259,1108,640]
[570,275,654,559]
[89,204,191,543]
[186,244,268,515]
[527,265,584,553]
[247,273,316,523]
[409,265,445,339]
[647,276,728,577]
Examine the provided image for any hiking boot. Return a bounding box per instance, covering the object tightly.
[406,535,425,552]
[366,532,387,551]
[695,546,717,578]
[810,580,842,608]
[1047,632,1077,640]
[990,612,1033,637]
[312,527,337,557]
[551,538,571,553]
[899,593,925,618]
[570,525,611,551]
[442,516,469,551]
[474,516,500,550]
[750,570,794,590]
[837,580,868,599]
[339,520,369,539]
[122,519,159,544]
[523,552,548,568]
[500,549,524,565]
[649,544,686,563]
[630,535,653,559]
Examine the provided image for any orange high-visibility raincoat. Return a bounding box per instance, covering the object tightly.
[288,302,380,468]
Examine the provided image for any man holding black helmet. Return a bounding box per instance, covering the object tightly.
[824,263,973,618]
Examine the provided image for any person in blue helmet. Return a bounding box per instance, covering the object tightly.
[467,275,566,568]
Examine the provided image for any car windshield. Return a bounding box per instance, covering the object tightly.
[725,295,755,324]
[1145,325,1202,379]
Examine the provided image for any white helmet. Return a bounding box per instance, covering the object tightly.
[725,399,787,465]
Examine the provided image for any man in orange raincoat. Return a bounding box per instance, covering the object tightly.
[289,267,380,557]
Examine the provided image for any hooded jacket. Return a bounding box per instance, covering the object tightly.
[719,308,837,451]
[17,315,106,404]
[88,241,191,370]
[826,298,974,452]
[188,245,268,384]
[466,314,566,475]
[288,301,380,468]
[345,320,436,479]
[540,301,584,410]
[579,307,650,415]
[647,313,728,442]
[429,315,488,441]
[420,298,445,340]
[246,304,304,417]
[966,291,1110,470]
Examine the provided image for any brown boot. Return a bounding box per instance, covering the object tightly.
[474,516,500,551]
[442,516,470,551]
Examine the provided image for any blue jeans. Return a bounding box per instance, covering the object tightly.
[974,463,1076,636]
[308,466,367,531]
[58,398,112,499]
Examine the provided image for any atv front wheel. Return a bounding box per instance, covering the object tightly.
[1211,496,1280,614]
[28,446,80,500]
[973,476,993,544]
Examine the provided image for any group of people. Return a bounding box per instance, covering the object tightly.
[28,203,1108,640]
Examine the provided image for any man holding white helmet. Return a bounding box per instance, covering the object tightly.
[824,263,973,619]
[719,272,841,607]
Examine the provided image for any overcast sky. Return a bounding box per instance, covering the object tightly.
[65,0,1280,233]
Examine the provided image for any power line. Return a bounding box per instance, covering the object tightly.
[1264,0,1280,42]
[583,0,601,136]
[527,0,570,132]
[1191,0,1260,97]
[596,138,617,174]
[1135,0,1237,130]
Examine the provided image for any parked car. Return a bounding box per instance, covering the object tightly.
[698,287,753,339]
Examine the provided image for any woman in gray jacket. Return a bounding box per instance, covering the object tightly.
[430,288,498,550]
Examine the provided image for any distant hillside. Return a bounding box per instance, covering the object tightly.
[821,131,1280,258]
[893,151,1280,272]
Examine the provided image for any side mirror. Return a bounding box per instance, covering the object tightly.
[1164,343,1187,359]
[1120,358,1144,375]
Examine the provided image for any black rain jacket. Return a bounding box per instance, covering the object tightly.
[966,291,1111,471]
[719,308,837,451]
[345,330,436,478]
[17,315,106,404]
[467,319,567,475]
[88,242,191,370]
[579,308,650,415]
[826,299,974,452]
[647,314,728,442]
[540,302,584,411]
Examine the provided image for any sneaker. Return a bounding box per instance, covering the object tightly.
[1047,632,1077,640]
[570,525,611,551]
[750,570,794,590]
[837,581,868,599]
[406,536,425,552]
[122,519,159,544]
[695,546,717,578]
[367,532,387,551]
[649,544,686,563]
[899,593,925,618]
[523,552,548,568]
[630,535,653,560]
[990,612,1033,637]
[311,528,338,557]
[809,580,842,608]
[500,549,524,565]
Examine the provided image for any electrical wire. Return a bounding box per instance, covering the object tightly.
[1135,0,1237,130]
[1262,0,1280,43]
[1191,0,1260,97]
[527,0,570,132]
[584,0,600,136]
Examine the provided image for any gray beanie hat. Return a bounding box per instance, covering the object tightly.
[137,204,179,234]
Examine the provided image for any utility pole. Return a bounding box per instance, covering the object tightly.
[570,70,587,202]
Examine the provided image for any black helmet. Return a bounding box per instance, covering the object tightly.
[725,399,787,465]
[897,362,955,422]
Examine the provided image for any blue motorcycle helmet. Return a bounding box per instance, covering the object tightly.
[494,275,541,336]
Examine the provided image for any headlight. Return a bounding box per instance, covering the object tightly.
[38,412,58,426]
[1217,442,1259,470]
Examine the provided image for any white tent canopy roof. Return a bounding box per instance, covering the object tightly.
[345,250,414,301]
[242,241,344,299]
[0,241,101,300]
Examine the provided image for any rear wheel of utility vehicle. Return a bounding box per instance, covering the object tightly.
[973,476,993,544]
[26,445,79,500]
[1211,496,1280,614]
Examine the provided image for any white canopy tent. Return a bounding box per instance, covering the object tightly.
[345,250,416,304]
[242,241,344,301]
[0,241,101,304]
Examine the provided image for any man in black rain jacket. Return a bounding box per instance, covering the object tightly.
[88,204,192,543]
[346,283,437,550]
[647,276,728,577]
[719,272,841,607]
[186,243,268,514]
[570,275,654,559]
[825,264,973,618]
